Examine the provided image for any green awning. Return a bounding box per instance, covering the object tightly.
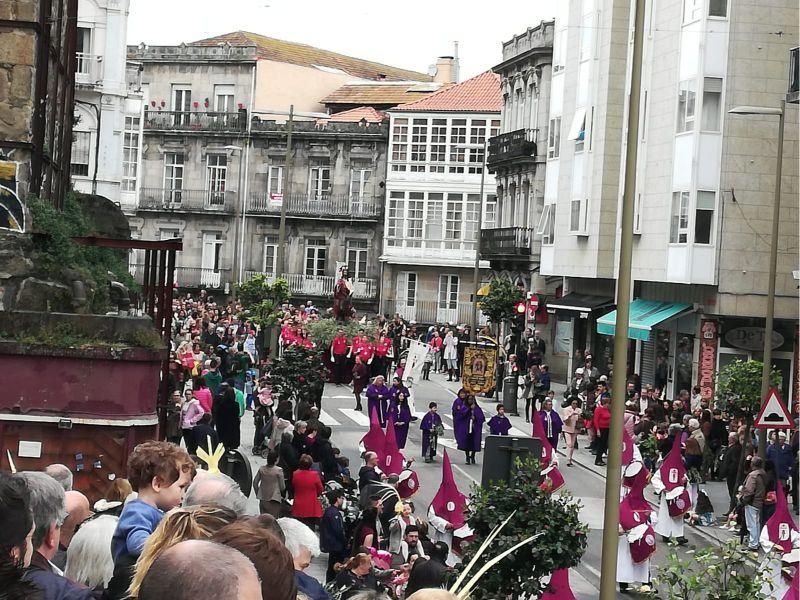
[596,299,692,341]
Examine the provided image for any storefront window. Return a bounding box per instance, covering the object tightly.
[654,330,671,393]
[675,334,695,395]
[554,315,571,355]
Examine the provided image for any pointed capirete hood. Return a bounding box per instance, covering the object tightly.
[360,406,386,454]
[766,483,799,554]
[657,433,686,492]
[622,427,635,467]
[541,568,576,600]
[430,449,467,529]
[531,410,554,467]
[381,416,405,475]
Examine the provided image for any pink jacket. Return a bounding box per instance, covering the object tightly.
[194,388,213,414]
[180,398,205,429]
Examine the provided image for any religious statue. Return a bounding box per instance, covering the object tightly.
[332,265,355,321]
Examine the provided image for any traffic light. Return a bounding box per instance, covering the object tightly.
[512,299,527,332]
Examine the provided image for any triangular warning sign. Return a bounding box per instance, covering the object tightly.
[753,387,794,429]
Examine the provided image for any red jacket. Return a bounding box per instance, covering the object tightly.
[332,336,348,356]
[594,404,611,431]
[291,469,323,518]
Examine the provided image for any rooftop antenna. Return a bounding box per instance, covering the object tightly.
[453,41,460,82]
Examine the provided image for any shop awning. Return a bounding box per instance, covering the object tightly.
[547,293,614,316]
[596,299,693,341]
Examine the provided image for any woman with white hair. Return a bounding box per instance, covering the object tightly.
[64,515,118,590]
[277,518,326,600]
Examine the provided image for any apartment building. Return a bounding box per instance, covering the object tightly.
[380,72,501,326]
[125,36,434,310]
[71,0,144,210]
[542,0,799,399]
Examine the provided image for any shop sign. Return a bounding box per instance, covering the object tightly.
[724,327,784,352]
[698,319,718,401]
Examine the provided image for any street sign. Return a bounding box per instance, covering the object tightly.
[753,387,794,429]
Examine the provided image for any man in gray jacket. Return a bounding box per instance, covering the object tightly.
[740,455,766,551]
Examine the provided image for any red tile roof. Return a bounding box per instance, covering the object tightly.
[321,106,387,124]
[321,83,441,107]
[192,32,432,82]
[392,71,501,113]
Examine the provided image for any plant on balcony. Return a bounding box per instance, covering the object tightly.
[478,278,524,334]
[267,345,328,404]
[305,318,376,348]
[235,274,291,328]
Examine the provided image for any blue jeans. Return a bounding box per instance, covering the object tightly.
[744,504,760,549]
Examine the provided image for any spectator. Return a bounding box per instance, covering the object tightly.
[192,376,213,414]
[182,472,249,517]
[64,514,118,590]
[593,397,611,466]
[94,479,134,518]
[212,519,297,600]
[320,490,348,582]
[137,540,262,600]
[740,456,767,551]
[214,385,241,450]
[291,455,324,530]
[180,387,205,454]
[192,413,220,455]
[334,552,381,599]
[44,464,73,492]
[359,452,382,492]
[278,518,327,600]
[0,471,37,599]
[53,490,93,570]
[766,431,793,495]
[720,432,743,512]
[17,471,98,600]
[391,524,428,567]
[684,418,704,471]
[254,451,287,517]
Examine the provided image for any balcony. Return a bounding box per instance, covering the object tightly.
[75,53,103,86]
[242,272,378,299]
[382,298,488,326]
[479,227,536,260]
[487,128,537,169]
[789,47,799,104]
[137,188,234,213]
[143,109,247,132]
[248,193,381,219]
[130,264,231,290]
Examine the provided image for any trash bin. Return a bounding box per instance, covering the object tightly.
[502,376,518,414]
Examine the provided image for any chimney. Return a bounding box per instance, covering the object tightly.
[433,56,457,84]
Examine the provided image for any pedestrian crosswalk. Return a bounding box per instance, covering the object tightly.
[337,408,371,427]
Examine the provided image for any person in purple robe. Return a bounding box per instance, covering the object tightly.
[389,376,410,404]
[366,375,391,427]
[537,396,564,450]
[487,404,512,436]
[452,391,485,465]
[388,392,413,449]
[420,402,443,462]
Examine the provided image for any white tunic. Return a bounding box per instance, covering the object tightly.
[759,526,800,599]
[617,534,650,584]
[651,469,685,539]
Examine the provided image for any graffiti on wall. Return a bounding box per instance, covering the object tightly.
[0,161,25,232]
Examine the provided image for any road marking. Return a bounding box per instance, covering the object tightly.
[452,462,479,485]
[581,561,603,580]
[508,427,528,437]
[319,410,341,426]
[338,409,371,427]
[323,395,353,399]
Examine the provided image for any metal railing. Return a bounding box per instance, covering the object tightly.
[248,193,380,218]
[242,272,377,299]
[143,109,247,132]
[75,53,103,84]
[130,264,231,289]
[382,298,487,325]
[479,226,537,257]
[487,128,537,166]
[138,187,233,212]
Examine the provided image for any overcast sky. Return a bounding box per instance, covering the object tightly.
[127,0,559,80]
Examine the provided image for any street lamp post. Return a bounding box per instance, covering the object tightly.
[728,101,786,458]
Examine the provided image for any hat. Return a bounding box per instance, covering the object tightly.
[599,375,608,382]
[778,431,787,438]
[575,367,584,375]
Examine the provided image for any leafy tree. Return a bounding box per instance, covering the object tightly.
[268,345,328,404]
[646,538,773,599]
[461,457,588,599]
[304,318,376,348]
[478,279,523,327]
[235,274,290,328]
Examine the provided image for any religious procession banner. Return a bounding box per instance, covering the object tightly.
[403,338,430,387]
[462,344,498,395]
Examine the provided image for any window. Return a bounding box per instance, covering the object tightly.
[676,80,696,133]
[536,203,556,245]
[163,153,184,203]
[449,119,467,173]
[670,191,690,243]
[641,90,648,141]
[569,198,588,234]
[484,194,497,230]
[465,194,480,242]
[267,164,283,196]
[70,131,90,176]
[346,239,368,280]
[171,86,191,126]
[206,154,227,207]
[75,27,92,74]
[468,120,486,173]
[438,275,459,310]
[122,116,139,192]
[201,233,223,278]
[701,77,722,132]
[553,29,567,73]
[683,0,702,22]
[398,272,417,307]
[410,118,428,171]
[308,164,330,200]
[305,239,326,276]
[350,166,372,199]
[391,118,408,170]
[580,12,593,61]
[387,192,405,246]
[426,193,444,242]
[588,107,595,151]
[214,85,235,113]
[445,193,463,249]
[568,108,587,152]
[633,193,643,234]
[515,89,525,130]
[695,191,715,244]
[430,119,447,171]
[158,228,179,240]
[406,193,424,247]
[547,117,561,159]
[709,0,727,17]
[263,235,278,275]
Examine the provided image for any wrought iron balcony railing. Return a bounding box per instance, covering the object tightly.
[248,193,380,219]
[479,226,536,258]
[242,272,378,299]
[143,109,247,132]
[138,187,233,213]
[487,128,537,166]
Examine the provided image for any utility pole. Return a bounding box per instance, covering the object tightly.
[472,137,488,334]
[276,105,295,276]
[598,0,646,595]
